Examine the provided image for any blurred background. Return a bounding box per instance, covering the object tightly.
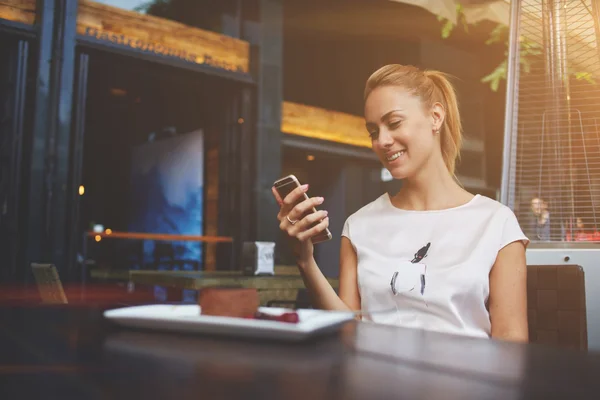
[0,0,600,328]
[0,0,514,280]
[2,0,600,350]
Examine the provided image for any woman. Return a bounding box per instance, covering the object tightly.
[272,64,529,342]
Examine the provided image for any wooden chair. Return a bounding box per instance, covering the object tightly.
[31,263,68,304]
[527,264,587,350]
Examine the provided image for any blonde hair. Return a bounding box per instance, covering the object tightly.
[364,64,462,175]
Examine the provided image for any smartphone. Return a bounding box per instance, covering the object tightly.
[273,174,333,244]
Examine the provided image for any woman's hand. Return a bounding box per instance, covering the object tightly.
[272,184,329,265]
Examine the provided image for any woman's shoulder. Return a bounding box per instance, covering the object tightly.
[345,193,518,225]
[471,195,517,218]
[345,193,390,223]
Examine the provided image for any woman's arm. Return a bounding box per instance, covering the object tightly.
[338,237,361,310]
[298,237,360,311]
[272,184,359,311]
[488,241,529,342]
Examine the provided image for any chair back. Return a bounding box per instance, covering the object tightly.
[527,264,587,350]
[31,263,68,304]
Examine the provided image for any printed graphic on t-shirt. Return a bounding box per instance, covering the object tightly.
[390,242,430,296]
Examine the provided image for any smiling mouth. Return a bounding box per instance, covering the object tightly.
[386,150,406,161]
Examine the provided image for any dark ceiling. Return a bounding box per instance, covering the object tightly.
[283,0,499,50]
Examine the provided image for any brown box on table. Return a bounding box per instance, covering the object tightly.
[199,288,259,318]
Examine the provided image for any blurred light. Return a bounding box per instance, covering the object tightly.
[567,95,571,100]
[105,228,113,235]
[93,224,104,233]
[110,88,127,97]
[238,118,244,124]
[95,235,102,242]
[381,168,393,182]
[307,155,315,161]
[79,185,85,195]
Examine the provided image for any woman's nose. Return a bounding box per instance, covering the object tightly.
[379,128,394,147]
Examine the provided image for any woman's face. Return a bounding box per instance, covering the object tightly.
[365,86,443,180]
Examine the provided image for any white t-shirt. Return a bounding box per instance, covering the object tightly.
[341,193,528,339]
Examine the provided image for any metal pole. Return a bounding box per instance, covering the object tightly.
[544,0,570,239]
[500,0,522,208]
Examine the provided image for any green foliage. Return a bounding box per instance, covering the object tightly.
[439,18,455,39]
[438,4,594,92]
[480,59,507,92]
[436,4,469,39]
[573,71,596,84]
[484,24,508,45]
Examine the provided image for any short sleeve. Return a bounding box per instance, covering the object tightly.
[499,208,530,251]
[341,217,357,253]
[341,217,351,240]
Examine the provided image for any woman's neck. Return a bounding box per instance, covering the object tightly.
[391,156,472,211]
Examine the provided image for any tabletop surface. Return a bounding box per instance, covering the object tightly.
[1,305,600,399]
[128,270,340,290]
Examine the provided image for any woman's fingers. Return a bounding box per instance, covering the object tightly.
[296,216,330,242]
[281,184,309,212]
[273,183,328,243]
[274,184,309,221]
[292,210,328,233]
[286,196,324,222]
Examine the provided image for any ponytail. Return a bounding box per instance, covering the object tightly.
[365,65,463,175]
[424,71,462,175]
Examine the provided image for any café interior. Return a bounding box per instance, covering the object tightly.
[1,0,600,398]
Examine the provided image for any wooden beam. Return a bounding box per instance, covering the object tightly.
[1,1,251,73]
[281,101,371,148]
[76,0,250,73]
[0,0,36,25]
[86,231,233,243]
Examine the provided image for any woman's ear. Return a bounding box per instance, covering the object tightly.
[431,102,445,132]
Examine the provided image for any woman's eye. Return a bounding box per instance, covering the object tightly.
[368,130,379,139]
[389,121,402,129]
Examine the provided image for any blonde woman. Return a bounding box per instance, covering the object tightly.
[273,64,529,342]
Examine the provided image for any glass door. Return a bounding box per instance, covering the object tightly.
[0,36,30,282]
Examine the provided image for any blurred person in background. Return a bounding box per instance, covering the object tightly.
[526,196,551,241]
[566,216,597,242]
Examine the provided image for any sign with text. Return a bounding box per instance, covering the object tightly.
[77,1,250,73]
[1,1,250,74]
[0,0,36,25]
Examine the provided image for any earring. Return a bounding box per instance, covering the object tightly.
[435,128,440,134]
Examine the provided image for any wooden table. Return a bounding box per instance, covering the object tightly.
[2,305,600,399]
[128,270,340,306]
[90,268,130,281]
